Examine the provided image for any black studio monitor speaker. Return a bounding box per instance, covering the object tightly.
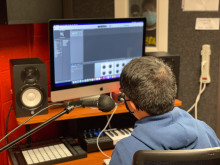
[10,58,48,118]
[145,52,180,98]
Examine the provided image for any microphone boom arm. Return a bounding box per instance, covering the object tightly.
[0,105,75,153]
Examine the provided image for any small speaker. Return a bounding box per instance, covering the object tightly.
[10,58,48,118]
[145,52,180,98]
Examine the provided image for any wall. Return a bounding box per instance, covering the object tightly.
[0,23,60,164]
[168,0,220,132]
[0,1,115,164]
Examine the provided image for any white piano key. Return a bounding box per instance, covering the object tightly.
[27,150,39,164]
[33,148,45,162]
[22,150,33,165]
[44,147,56,160]
[38,148,51,161]
[49,145,61,159]
[54,144,67,158]
[59,144,72,157]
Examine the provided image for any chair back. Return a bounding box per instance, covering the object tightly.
[133,147,220,165]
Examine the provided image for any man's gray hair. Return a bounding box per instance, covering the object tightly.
[120,56,177,115]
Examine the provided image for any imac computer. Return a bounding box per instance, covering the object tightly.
[49,18,146,102]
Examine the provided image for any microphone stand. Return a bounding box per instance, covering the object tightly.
[0,105,75,153]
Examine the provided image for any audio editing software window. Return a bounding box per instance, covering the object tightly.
[53,22,143,87]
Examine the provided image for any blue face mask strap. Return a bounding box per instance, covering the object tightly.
[120,88,135,114]
[124,100,134,114]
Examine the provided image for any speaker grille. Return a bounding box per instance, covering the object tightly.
[21,87,43,108]
[21,66,40,84]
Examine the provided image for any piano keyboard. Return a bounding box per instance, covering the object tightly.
[104,128,133,145]
[8,137,87,165]
[78,127,133,152]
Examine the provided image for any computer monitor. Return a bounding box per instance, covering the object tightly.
[49,18,146,102]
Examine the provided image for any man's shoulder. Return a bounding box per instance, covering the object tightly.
[116,135,134,146]
[114,135,138,151]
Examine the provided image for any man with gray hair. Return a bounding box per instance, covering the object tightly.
[109,56,220,165]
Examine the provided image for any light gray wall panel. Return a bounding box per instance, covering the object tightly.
[168,0,220,131]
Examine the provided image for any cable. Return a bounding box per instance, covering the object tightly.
[187,83,206,113]
[187,82,207,119]
[195,83,206,119]
[0,103,63,144]
[5,104,13,144]
[187,82,203,113]
[96,104,118,158]
[188,51,210,119]
[106,115,112,129]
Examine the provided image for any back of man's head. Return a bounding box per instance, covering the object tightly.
[120,56,177,115]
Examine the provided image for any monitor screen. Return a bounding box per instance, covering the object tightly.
[49,18,146,102]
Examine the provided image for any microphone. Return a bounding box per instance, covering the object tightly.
[65,95,115,112]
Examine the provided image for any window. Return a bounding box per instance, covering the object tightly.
[114,0,168,52]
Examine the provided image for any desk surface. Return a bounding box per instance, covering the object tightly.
[16,99,182,125]
[57,149,113,165]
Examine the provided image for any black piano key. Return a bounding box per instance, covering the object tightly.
[107,131,114,137]
[125,128,132,133]
[123,129,129,134]
[119,129,125,135]
[112,130,118,136]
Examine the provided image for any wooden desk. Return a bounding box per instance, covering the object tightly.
[57,149,113,165]
[16,99,182,125]
[9,100,182,165]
